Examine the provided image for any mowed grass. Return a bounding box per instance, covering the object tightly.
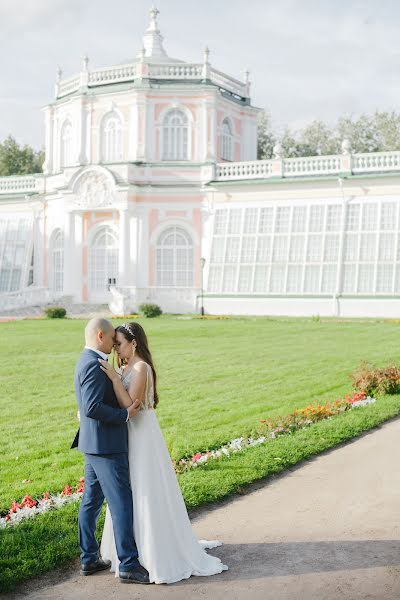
[1,315,400,511]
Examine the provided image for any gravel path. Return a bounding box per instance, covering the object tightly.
[8,417,400,600]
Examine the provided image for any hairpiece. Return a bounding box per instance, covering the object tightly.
[121,323,135,338]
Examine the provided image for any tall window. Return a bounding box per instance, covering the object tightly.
[221,118,233,161]
[60,120,73,167]
[51,230,64,292]
[101,113,123,162]
[0,217,32,292]
[162,109,189,160]
[89,227,118,292]
[156,227,193,287]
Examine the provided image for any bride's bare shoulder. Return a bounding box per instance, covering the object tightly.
[133,360,149,373]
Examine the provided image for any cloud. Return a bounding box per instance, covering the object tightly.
[2,0,400,147]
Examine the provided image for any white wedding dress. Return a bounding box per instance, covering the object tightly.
[100,362,228,584]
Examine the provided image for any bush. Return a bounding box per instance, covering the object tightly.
[351,362,400,396]
[138,303,162,318]
[44,306,67,319]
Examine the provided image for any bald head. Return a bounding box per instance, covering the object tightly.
[85,318,115,354]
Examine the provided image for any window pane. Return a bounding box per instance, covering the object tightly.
[309,206,325,232]
[304,265,320,293]
[259,208,274,233]
[228,209,242,234]
[254,266,269,292]
[292,207,307,233]
[289,235,305,262]
[275,207,290,233]
[287,265,303,293]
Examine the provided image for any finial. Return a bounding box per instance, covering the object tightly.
[149,5,160,30]
[341,138,351,155]
[273,142,283,159]
[141,4,167,58]
[56,66,62,82]
[203,46,210,64]
[139,47,145,62]
[83,55,89,71]
[244,69,250,84]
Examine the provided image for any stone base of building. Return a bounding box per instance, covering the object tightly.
[203,296,400,319]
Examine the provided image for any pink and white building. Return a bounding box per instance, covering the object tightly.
[2,8,400,317]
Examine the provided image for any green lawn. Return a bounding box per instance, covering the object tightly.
[1,315,400,511]
[2,315,400,591]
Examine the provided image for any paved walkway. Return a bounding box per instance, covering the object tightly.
[9,418,400,600]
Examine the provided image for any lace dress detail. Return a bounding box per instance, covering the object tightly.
[100,362,228,584]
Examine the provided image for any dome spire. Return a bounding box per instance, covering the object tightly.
[141,5,168,59]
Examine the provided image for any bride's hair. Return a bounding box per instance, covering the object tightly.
[115,322,159,408]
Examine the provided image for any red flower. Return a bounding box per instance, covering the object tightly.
[5,514,10,521]
[10,501,21,513]
[192,453,202,461]
[21,495,37,508]
[42,492,50,501]
[61,485,73,496]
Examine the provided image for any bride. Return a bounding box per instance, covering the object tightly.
[98,321,228,584]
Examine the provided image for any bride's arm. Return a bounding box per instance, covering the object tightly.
[98,359,147,410]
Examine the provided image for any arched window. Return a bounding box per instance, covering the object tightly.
[162,109,189,160]
[156,226,194,287]
[221,118,233,161]
[51,229,64,292]
[101,113,123,162]
[89,227,118,292]
[60,120,73,167]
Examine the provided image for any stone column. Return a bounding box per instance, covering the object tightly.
[42,107,54,174]
[63,210,76,296]
[78,99,88,165]
[118,208,130,286]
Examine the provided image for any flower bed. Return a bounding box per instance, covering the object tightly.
[1,391,375,528]
[0,480,84,529]
[174,391,375,473]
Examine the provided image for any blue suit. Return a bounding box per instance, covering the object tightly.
[72,348,140,571]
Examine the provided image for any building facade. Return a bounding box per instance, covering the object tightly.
[2,8,400,317]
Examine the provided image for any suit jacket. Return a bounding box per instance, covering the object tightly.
[72,348,128,454]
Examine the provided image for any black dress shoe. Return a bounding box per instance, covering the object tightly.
[119,565,150,584]
[80,558,111,576]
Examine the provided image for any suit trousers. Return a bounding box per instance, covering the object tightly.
[78,452,140,572]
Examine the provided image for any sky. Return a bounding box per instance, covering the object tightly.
[1,0,400,149]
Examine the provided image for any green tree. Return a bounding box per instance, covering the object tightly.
[337,111,400,153]
[257,110,275,159]
[0,136,44,176]
[299,120,339,155]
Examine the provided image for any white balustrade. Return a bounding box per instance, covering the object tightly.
[0,176,39,194]
[209,67,248,97]
[0,287,54,312]
[283,156,341,176]
[57,75,80,97]
[56,61,248,99]
[352,151,400,173]
[88,64,137,85]
[217,160,274,180]
[148,63,203,78]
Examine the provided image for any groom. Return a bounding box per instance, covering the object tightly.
[72,317,150,584]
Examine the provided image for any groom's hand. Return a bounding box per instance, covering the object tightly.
[127,398,142,419]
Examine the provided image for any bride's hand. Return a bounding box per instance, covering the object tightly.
[98,358,119,382]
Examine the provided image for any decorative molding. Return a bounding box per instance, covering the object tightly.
[73,171,115,209]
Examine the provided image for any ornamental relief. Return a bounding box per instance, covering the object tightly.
[73,172,115,209]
